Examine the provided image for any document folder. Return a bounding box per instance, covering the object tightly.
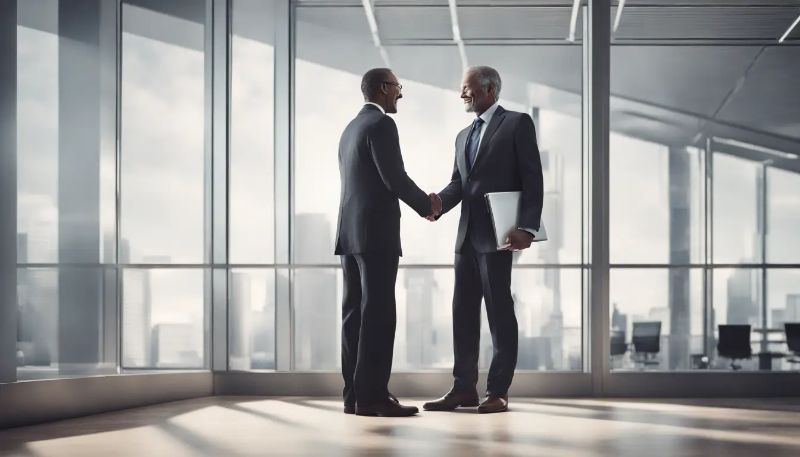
[484,191,547,250]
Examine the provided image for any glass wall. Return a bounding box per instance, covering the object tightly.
[292,2,586,371]
[229,0,276,265]
[119,0,210,369]
[8,0,800,382]
[16,0,118,379]
[609,1,800,371]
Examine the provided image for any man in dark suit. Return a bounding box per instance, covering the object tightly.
[335,68,441,417]
[423,66,543,414]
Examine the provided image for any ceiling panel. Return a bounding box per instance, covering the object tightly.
[717,46,800,140]
[296,1,577,5]
[388,46,464,90]
[614,6,800,40]
[460,6,580,40]
[467,45,582,96]
[611,46,762,117]
[623,1,797,5]
[376,6,453,40]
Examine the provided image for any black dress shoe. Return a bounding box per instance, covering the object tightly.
[344,403,356,414]
[423,388,480,411]
[477,394,508,414]
[355,394,419,417]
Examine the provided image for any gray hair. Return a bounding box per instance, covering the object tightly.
[468,66,502,102]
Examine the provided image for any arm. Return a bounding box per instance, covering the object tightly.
[437,137,464,215]
[369,116,433,217]
[515,114,544,231]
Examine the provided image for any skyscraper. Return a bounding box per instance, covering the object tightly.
[727,269,760,326]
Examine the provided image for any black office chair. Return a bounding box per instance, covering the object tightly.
[785,323,800,364]
[631,321,661,367]
[610,330,627,357]
[717,324,752,370]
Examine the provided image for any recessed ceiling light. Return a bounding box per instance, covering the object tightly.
[779,13,800,43]
[713,137,799,160]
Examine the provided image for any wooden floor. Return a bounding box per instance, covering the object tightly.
[3,396,800,456]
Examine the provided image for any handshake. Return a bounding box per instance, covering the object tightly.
[425,193,442,221]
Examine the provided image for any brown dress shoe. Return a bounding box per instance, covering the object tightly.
[356,394,419,417]
[344,403,356,414]
[477,394,508,414]
[423,389,480,411]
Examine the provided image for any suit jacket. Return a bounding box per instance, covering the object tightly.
[438,105,544,254]
[334,104,432,256]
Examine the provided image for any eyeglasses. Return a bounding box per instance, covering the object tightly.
[383,81,402,90]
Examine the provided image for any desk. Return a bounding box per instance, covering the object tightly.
[753,328,783,334]
[758,352,786,370]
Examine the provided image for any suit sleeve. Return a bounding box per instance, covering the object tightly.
[515,114,544,230]
[369,116,432,217]
[437,140,462,215]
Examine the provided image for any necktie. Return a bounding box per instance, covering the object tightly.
[465,117,484,172]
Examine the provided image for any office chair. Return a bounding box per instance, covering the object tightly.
[610,330,627,357]
[631,321,661,368]
[785,323,800,364]
[717,324,752,370]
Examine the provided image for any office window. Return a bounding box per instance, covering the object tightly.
[293,3,586,372]
[122,268,207,369]
[229,269,276,371]
[229,0,276,264]
[713,153,762,264]
[766,269,800,372]
[15,0,117,380]
[767,167,800,264]
[712,268,762,371]
[507,268,583,371]
[607,0,800,372]
[16,22,58,264]
[610,269,703,371]
[293,268,342,371]
[392,268,583,372]
[120,0,207,264]
[16,267,115,380]
[610,136,704,264]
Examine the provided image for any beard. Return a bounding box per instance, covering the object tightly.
[463,99,475,112]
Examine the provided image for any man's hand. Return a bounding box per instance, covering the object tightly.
[503,229,534,251]
[426,193,442,221]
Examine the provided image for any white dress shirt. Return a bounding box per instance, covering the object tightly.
[364,102,385,114]
[474,101,500,154]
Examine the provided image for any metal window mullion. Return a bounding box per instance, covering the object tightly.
[580,4,591,374]
[116,0,124,375]
[761,164,768,352]
[274,0,294,372]
[588,0,611,395]
[0,0,18,383]
[703,136,712,357]
[210,0,230,372]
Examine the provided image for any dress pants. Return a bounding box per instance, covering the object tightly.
[340,253,399,405]
[452,239,518,396]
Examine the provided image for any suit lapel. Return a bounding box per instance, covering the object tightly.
[469,106,506,176]
[456,127,470,180]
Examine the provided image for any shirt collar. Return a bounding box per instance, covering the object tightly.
[364,102,385,114]
[477,101,500,125]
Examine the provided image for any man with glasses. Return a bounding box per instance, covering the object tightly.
[335,68,442,416]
